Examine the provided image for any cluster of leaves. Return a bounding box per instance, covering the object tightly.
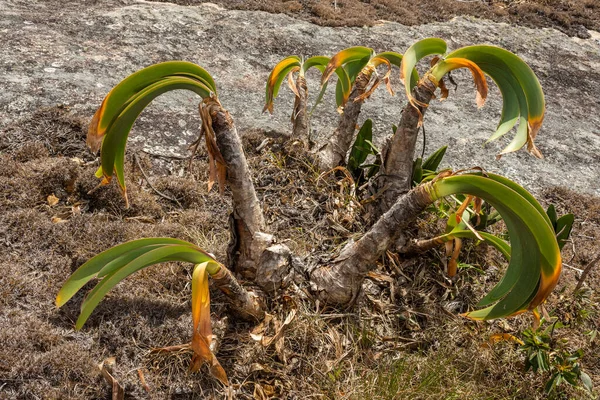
[349,127,572,322]
[56,238,229,384]
[265,47,414,117]
[86,61,222,206]
[520,321,593,395]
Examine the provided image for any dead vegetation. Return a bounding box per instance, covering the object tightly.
[0,106,598,398]
[153,0,600,38]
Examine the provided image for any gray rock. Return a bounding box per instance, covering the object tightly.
[1,0,599,196]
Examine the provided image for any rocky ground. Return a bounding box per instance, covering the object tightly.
[1,0,599,399]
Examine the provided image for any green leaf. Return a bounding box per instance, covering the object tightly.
[440,45,545,157]
[333,66,352,108]
[430,173,561,319]
[546,204,558,227]
[342,58,372,84]
[73,243,219,329]
[555,213,574,251]
[56,238,222,330]
[373,51,403,67]
[545,373,561,393]
[455,63,529,157]
[322,46,374,86]
[100,76,212,192]
[484,67,521,143]
[487,173,552,227]
[301,56,329,76]
[538,351,550,372]
[421,145,447,171]
[264,56,302,113]
[401,38,447,103]
[55,237,194,307]
[347,119,373,178]
[580,371,593,392]
[567,349,583,362]
[97,61,216,138]
[412,158,423,186]
[563,371,579,386]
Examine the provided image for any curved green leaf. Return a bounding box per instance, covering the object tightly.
[264,56,302,113]
[301,56,329,75]
[56,237,193,307]
[480,65,521,144]
[321,46,374,86]
[55,238,222,329]
[100,76,212,192]
[401,38,447,102]
[97,61,216,137]
[334,66,352,108]
[442,45,545,156]
[429,174,561,319]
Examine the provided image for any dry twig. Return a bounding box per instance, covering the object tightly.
[574,253,600,292]
[134,153,183,207]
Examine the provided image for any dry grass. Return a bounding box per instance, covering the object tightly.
[152,0,600,38]
[0,106,598,399]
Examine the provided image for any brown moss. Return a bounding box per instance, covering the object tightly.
[1,107,598,398]
[150,0,600,37]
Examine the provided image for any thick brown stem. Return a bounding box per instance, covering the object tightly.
[211,266,265,321]
[292,76,309,141]
[316,67,373,170]
[377,78,437,214]
[310,183,434,304]
[210,105,271,279]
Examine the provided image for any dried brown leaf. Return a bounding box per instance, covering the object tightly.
[86,103,105,153]
[455,195,474,223]
[438,78,449,101]
[199,98,227,194]
[254,383,267,400]
[448,238,462,277]
[47,194,59,206]
[484,333,524,348]
[137,369,150,393]
[286,67,301,98]
[446,58,488,108]
[98,357,124,400]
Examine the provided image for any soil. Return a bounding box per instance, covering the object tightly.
[0,106,598,399]
[155,0,600,38]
